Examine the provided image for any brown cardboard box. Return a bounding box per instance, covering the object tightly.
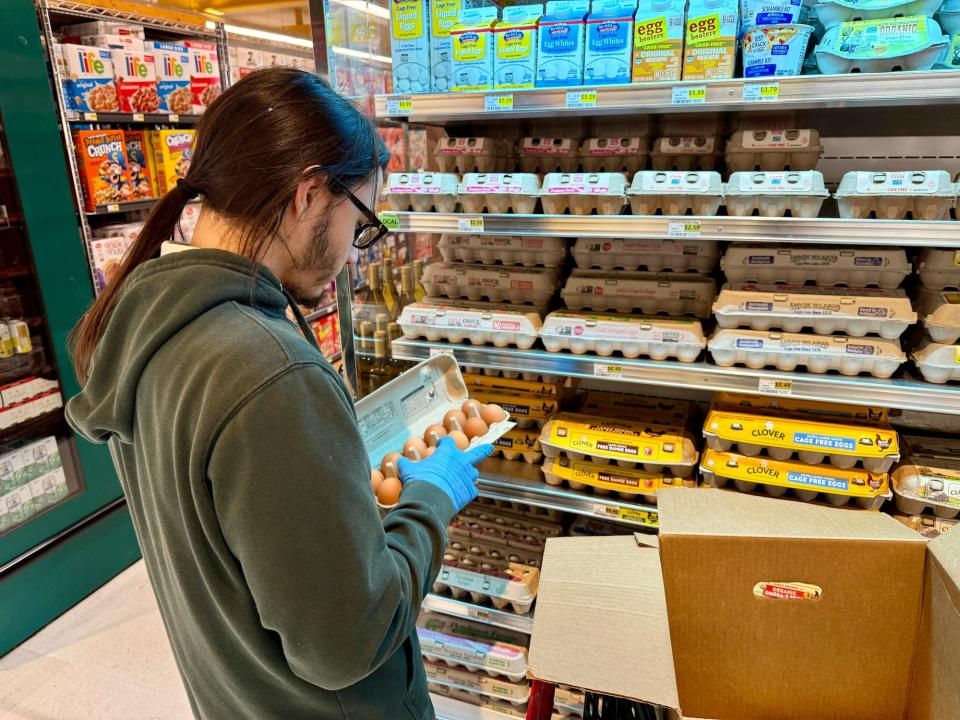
[528,489,960,720]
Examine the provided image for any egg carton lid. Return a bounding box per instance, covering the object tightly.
[519,137,580,155]
[708,328,906,359]
[458,173,541,195]
[711,391,890,425]
[895,513,958,538]
[449,514,550,550]
[714,284,915,316]
[835,170,955,198]
[438,234,567,253]
[652,136,719,155]
[725,170,829,197]
[725,128,821,152]
[416,630,527,681]
[424,662,532,704]
[385,172,459,195]
[461,372,563,398]
[457,504,565,538]
[399,302,543,331]
[918,287,960,321]
[422,262,560,287]
[540,311,707,345]
[577,390,696,426]
[721,245,911,272]
[540,172,628,195]
[579,137,649,156]
[815,15,949,61]
[917,248,960,271]
[911,338,960,368]
[902,434,960,467]
[891,463,960,510]
[815,0,945,27]
[427,684,531,718]
[573,236,720,257]
[627,171,724,196]
[436,137,511,156]
[565,269,717,291]
[542,455,694,493]
[419,611,529,650]
[418,296,551,317]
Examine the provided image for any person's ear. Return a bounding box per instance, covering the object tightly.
[292,167,328,220]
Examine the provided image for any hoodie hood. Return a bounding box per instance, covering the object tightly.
[67,249,308,445]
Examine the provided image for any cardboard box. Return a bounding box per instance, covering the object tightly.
[60,44,118,113]
[110,48,158,112]
[73,129,129,210]
[184,40,221,113]
[146,41,192,114]
[528,489,960,719]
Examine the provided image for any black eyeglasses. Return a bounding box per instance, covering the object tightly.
[337,183,389,249]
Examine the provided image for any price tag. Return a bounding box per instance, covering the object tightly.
[668,220,701,238]
[132,113,145,122]
[379,213,400,231]
[671,85,706,105]
[565,89,597,109]
[618,507,659,527]
[758,378,793,396]
[168,113,180,122]
[742,81,780,103]
[484,94,513,112]
[457,216,484,232]
[105,203,120,213]
[385,96,413,115]
[469,607,492,621]
[593,362,622,378]
[83,112,97,121]
[429,347,456,358]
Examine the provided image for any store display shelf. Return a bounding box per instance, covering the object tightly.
[423,593,534,634]
[0,410,64,449]
[65,111,199,126]
[85,199,157,216]
[379,211,960,247]
[392,339,960,414]
[45,0,218,37]
[431,693,520,720]
[304,303,337,323]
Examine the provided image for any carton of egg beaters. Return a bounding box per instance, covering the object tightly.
[451,7,500,92]
[682,0,739,79]
[631,0,686,82]
[536,0,590,87]
[494,4,543,89]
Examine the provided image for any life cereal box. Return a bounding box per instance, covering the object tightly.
[123,131,154,199]
[73,130,130,211]
[88,234,134,292]
[110,49,159,113]
[184,40,221,114]
[147,129,194,194]
[148,41,192,114]
[60,44,118,113]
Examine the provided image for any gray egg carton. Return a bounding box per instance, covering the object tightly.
[457,173,541,214]
[540,172,628,215]
[916,248,960,290]
[434,137,513,174]
[517,137,581,173]
[562,269,717,317]
[627,171,724,216]
[383,172,459,212]
[912,339,960,383]
[815,16,949,73]
[891,437,960,517]
[573,237,720,272]
[437,233,567,267]
[721,245,911,288]
[918,287,960,343]
[725,129,823,172]
[650,136,720,170]
[835,170,956,220]
[724,171,829,217]
[814,0,946,30]
[579,137,650,173]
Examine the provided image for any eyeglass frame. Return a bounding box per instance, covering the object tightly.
[333,180,390,249]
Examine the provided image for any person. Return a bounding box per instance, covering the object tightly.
[66,67,491,720]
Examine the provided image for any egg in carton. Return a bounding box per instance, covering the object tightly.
[649,136,720,171]
[834,170,955,220]
[815,16,949,73]
[398,301,542,349]
[542,455,695,502]
[517,137,581,173]
[702,406,900,472]
[433,548,540,614]
[438,233,567,267]
[540,310,707,362]
[539,412,700,477]
[815,0,944,30]
[457,173,541,214]
[457,504,565,542]
[891,437,960,519]
[700,447,890,509]
[578,136,649,173]
[712,283,916,339]
[915,248,960,291]
[562,269,716,318]
[417,612,528,682]
[539,172,628,216]
[723,171,829,218]
[627,171,724,216]
[420,262,559,306]
[470,389,558,430]
[554,685,586,716]
[449,514,549,555]
[724,129,823,172]
[424,661,531,705]
[917,287,960,344]
[492,427,544,463]
[720,245,911,289]
[434,137,512,174]
[895,513,958,538]
[572,237,720,272]
[911,338,960,384]
[447,529,544,568]
[382,172,459,212]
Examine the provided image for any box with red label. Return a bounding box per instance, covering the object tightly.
[73,129,130,211]
[110,49,159,112]
[184,40,221,114]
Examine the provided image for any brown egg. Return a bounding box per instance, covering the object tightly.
[448,430,469,450]
[380,452,402,476]
[371,469,384,494]
[378,476,402,505]
[462,399,483,418]
[444,409,467,432]
[480,403,507,425]
[403,437,427,460]
[463,416,489,440]
[382,460,399,479]
[423,423,448,446]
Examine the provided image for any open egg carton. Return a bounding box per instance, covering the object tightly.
[917,287,960,344]
[896,513,958,538]
[433,548,540,614]
[438,233,567,268]
[542,455,695,502]
[702,406,900,472]
[457,502,565,538]
[425,662,531,706]
[578,137,649,173]
[417,612,529,682]
[540,311,707,362]
[700,447,890,509]
[712,284,916,339]
[517,137,581,173]
[434,137,513,174]
[720,245,911,289]
[815,16,949,73]
[650,136,720,170]
[724,129,823,172]
[398,301,542,349]
[492,428,544,463]
[835,170,956,220]
[891,435,960,519]
[539,173,627,215]
[572,237,720,273]
[383,172,459,212]
[911,339,960,383]
[562,270,716,318]
[627,171,724,216]
[457,173,541,214]
[916,248,960,291]
[420,263,559,306]
[470,388,557,430]
[723,171,829,217]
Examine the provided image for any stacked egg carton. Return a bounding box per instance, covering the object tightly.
[912,248,960,384]
[891,434,960,524]
[382,172,458,212]
[433,137,514,174]
[835,171,956,220]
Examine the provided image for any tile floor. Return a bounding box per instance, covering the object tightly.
[0,561,193,719]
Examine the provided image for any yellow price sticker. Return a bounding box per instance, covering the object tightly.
[668,220,701,237]
[385,97,413,115]
[132,113,145,122]
[106,204,120,213]
[83,112,97,121]
[484,94,514,112]
[742,81,780,102]
[457,216,485,231]
[565,89,598,109]
[672,85,706,105]
[168,113,180,122]
[758,378,793,396]
[618,507,659,527]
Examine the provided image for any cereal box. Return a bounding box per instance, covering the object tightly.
[147,129,195,194]
[89,234,134,292]
[123,131,154,199]
[73,130,129,211]
[60,44,118,113]
[147,41,192,115]
[110,49,159,113]
[60,21,145,39]
[184,40,221,114]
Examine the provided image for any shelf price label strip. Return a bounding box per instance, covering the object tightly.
[671,85,706,105]
[484,94,514,112]
[742,81,780,102]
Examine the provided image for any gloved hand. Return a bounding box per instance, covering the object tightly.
[397,436,493,511]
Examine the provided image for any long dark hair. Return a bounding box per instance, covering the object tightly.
[70,67,389,383]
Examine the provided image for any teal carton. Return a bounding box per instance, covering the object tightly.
[585,0,637,85]
[451,7,500,92]
[536,0,590,87]
[430,0,462,91]
[495,4,544,89]
[391,0,432,93]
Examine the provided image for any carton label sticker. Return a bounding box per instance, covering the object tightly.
[742,130,810,149]
[793,432,855,452]
[753,581,822,600]
[592,502,658,527]
[742,81,780,102]
[379,213,400,230]
[667,220,701,237]
[671,85,706,105]
[484,94,514,112]
[386,96,413,115]
[787,470,849,491]
[758,378,792,395]
[400,383,434,419]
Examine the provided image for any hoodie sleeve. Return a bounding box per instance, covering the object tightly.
[208,362,456,691]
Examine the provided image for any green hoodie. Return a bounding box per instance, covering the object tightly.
[66,249,455,719]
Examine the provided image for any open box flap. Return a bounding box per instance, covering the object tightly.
[926,522,960,598]
[527,535,680,712]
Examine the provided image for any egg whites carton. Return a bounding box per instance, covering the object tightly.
[896,513,958,537]
[438,233,567,268]
[724,171,829,217]
[814,0,946,30]
[815,16,949,73]
[540,311,707,362]
[835,170,955,220]
[703,407,900,472]
[540,173,628,216]
[917,288,960,343]
[417,614,528,682]
[650,136,720,171]
[457,503,565,538]
[492,427,544,463]
[473,496,566,522]
[383,172,459,212]
[579,137,649,173]
[562,270,717,318]
[916,248,960,290]
[713,283,916,339]
[892,461,960,518]
[447,531,544,569]
[517,137,581,173]
[911,339,960,383]
[572,237,720,273]
[420,263,559,306]
[725,129,823,172]
[457,173,541,214]
[434,137,513,174]
[554,686,586,716]
[434,548,540,614]
[424,661,531,705]
[542,455,695,502]
[627,171,724,216]
[398,302,542,349]
[720,245,911,288]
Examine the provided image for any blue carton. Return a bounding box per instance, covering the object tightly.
[536,0,590,87]
[584,0,637,85]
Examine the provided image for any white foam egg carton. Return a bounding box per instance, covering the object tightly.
[424,661,531,705]
[720,245,911,289]
[540,173,628,216]
[724,129,822,172]
[650,136,720,171]
[916,248,960,290]
[417,615,528,682]
[517,137,580,173]
[438,234,567,268]
[918,287,960,344]
[579,137,649,173]
[892,439,960,518]
[398,301,542,349]
[814,0,945,30]
[420,263,559,306]
[541,455,695,501]
[572,237,720,273]
[457,173,541,214]
[724,171,829,217]
[540,311,706,362]
[712,283,916,339]
[383,172,459,212]
[434,137,512,174]
[708,328,905,378]
[627,171,724,216]
[815,16,949,73]
[835,170,955,220]
[433,548,539,614]
[562,270,716,318]
[492,427,543,463]
[912,339,960,383]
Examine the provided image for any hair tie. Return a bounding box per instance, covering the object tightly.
[176,178,200,200]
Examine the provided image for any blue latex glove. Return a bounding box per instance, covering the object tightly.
[397,436,493,511]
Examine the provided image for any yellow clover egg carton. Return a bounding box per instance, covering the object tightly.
[541,455,695,501]
[492,427,543,463]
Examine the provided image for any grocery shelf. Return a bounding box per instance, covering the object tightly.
[44,0,219,37]
[431,693,519,720]
[85,199,157,216]
[66,111,199,126]
[378,211,960,247]
[391,338,960,414]
[0,410,65,449]
[304,303,337,323]
[423,593,534,634]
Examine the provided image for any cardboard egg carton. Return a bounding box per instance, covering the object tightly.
[517,137,581,173]
[398,301,542,349]
[554,685,586,716]
[650,136,720,170]
[424,661,531,705]
[464,365,563,383]
[712,392,889,426]
[724,171,829,218]
[700,447,890,510]
[447,531,544,568]
[724,129,823,172]
[917,287,960,344]
[541,311,706,362]
[835,170,956,220]
[452,510,556,546]
[418,612,529,682]
[539,173,627,216]
[493,428,543,463]
[815,0,943,29]
[470,389,557,429]
[814,16,949,74]
[713,283,916,339]
[438,233,567,267]
[572,237,720,273]
[458,503,565,538]
[916,248,960,290]
[703,406,900,472]
[434,137,513,174]
[433,548,540,614]
[891,437,960,518]
[420,263,559,306]
[474,495,566,521]
[383,172,458,212]
[457,173,541,214]
[448,516,547,561]
[896,513,957,538]
[461,372,567,400]
[627,171,723,216]
[721,245,911,289]
[889,407,960,435]
[427,683,530,717]
[911,339,960,384]
[562,270,716,318]
[542,455,695,502]
[579,137,649,173]
[575,390,697,427]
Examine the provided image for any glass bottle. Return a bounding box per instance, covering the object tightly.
[398,265,416,312]
[412,259,426,302]
[381,257,400,319]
